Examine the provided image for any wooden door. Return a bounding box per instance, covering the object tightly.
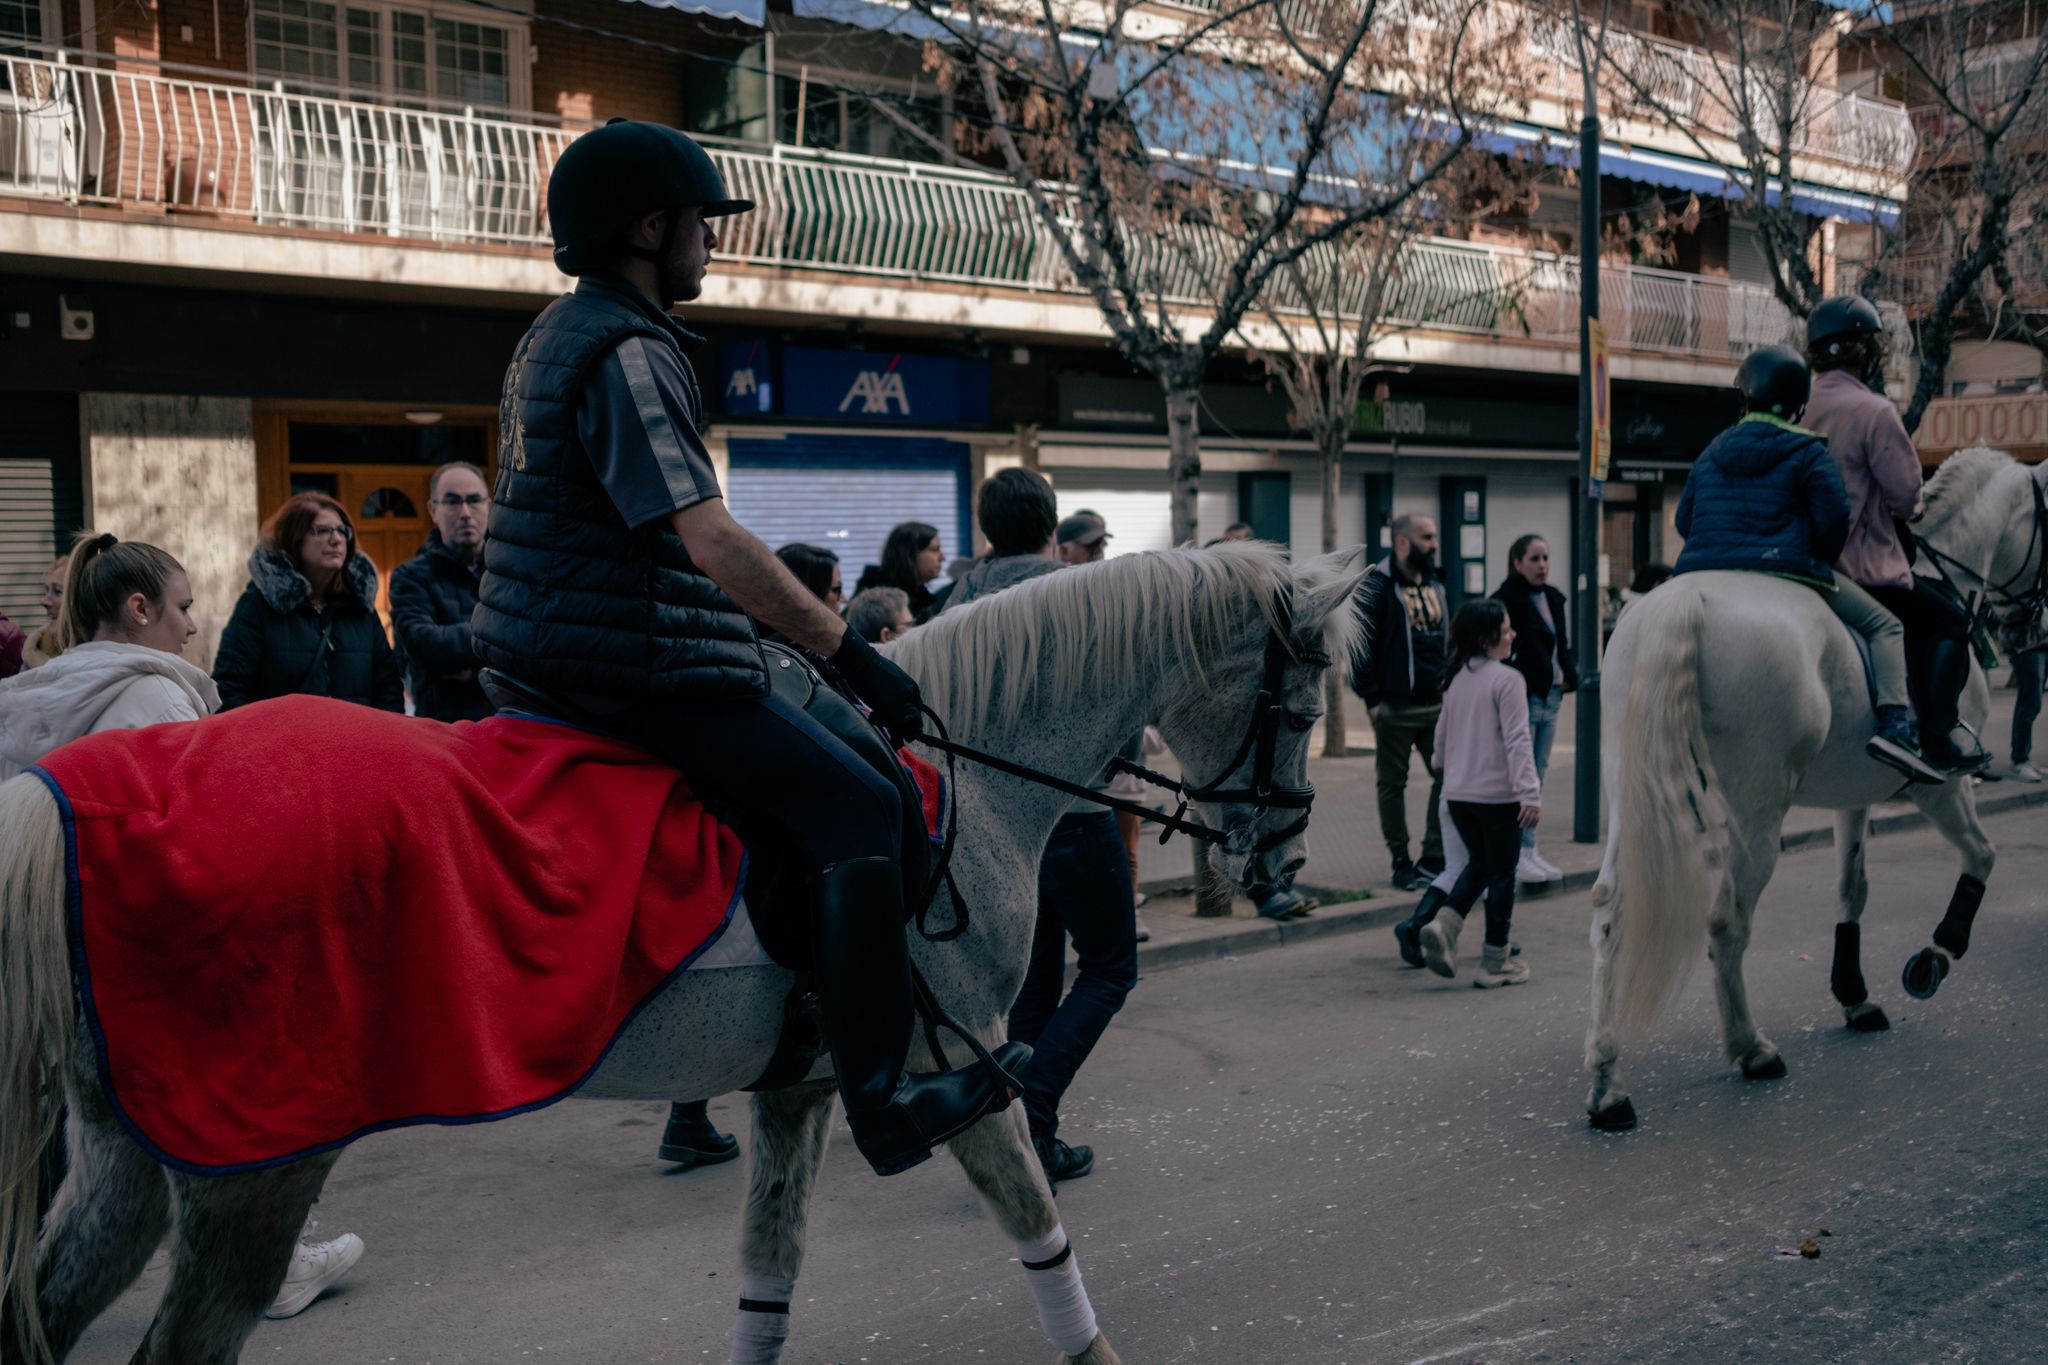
[336,467,434,624]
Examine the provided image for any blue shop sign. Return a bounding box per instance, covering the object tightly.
[785,347,991,423]
[720,340,775,415]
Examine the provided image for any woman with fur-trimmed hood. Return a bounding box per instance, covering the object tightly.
[212,492,404,714]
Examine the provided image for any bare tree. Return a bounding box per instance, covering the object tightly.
[885,0,1531,543]
[1851,0,2048,432]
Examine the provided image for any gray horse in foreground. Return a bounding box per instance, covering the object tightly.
[1588,446,2043,1130]
[0,540,1370,1365]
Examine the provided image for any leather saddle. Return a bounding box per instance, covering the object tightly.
[480,643,931,972]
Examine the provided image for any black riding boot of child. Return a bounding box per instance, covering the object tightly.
[1921,638,1991,773]
[815,857,1030,1176]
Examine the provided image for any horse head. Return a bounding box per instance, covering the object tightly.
[1916,445,2048,617]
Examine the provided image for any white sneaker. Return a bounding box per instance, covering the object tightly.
[1515,851,1548,885]
[266,1233,364,1320]
[1133,909,1153,943]
[2014,762,2044,784]
[1529,851,1565,882]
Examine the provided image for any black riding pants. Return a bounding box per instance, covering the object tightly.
[577,690,905,874]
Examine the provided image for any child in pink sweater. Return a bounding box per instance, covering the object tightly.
[1419,599,1540,987]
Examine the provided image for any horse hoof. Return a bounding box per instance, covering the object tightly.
[1845,1002,1891,1032]
[1741,1053,1789,1080]
[1588,1098,1637,1131]
[1902,947,1950,1000]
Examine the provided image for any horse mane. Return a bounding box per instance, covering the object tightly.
[889,541,1334,732]
[1916,444,2031,550]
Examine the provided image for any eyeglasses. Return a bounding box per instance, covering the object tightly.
[436,494,488,509]
[308,524,354,541]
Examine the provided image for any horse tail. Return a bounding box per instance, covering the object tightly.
[1601,585,1728,1045]
[0,774,71,1365]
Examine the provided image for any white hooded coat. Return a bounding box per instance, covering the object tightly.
[0,640,220,782]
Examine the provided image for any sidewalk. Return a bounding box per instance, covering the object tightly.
[1127,667,2045,972]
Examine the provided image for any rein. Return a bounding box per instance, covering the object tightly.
[1912,471,2048,624]
[903,610,1328,944]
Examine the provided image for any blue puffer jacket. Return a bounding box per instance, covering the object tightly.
[1674,414,1851,586]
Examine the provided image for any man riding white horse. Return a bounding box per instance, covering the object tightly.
[1802,295,1990,774]
[472,119,1027,1181]
[1671,343,1945,785]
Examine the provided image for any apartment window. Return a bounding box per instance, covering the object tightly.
[0,0,52,54]
[250,0,527,109]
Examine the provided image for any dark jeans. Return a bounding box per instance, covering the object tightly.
[573,688,904,873]
[1008,811,1139,1140]
[1445,800,1520,949]
[2015,649,2046,765]
[1373,702,1445,864]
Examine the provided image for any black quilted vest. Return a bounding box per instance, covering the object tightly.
[474,282,768,700]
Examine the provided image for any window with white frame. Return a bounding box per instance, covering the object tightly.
[250,0,528,110]
[0,0,54,55]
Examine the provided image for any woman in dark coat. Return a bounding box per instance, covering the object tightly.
[213,491,404,713]
[852,521,945,624]
[1489,535,1577,883]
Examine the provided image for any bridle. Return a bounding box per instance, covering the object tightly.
[907,597,1329,940]
[1912,470,2048,624]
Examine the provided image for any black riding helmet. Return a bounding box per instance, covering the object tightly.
[1807,294,1884,350]
[547,119,753,283]
[1736,344,1810,419]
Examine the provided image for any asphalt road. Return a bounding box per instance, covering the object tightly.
[72,809,2048,1365]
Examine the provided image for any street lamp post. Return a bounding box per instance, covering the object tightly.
[1574,114,1603,845]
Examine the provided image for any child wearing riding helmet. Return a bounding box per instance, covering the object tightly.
[1672,344,1944,785]
[1418,598,1539,988]
[0,533,367,1318]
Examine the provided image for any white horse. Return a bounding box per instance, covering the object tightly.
[0,541,1370,1365]
[1586,446,2044,1131]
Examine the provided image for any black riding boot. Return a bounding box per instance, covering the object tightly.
[1921,638,1991,773]
[815,857,1029,1176]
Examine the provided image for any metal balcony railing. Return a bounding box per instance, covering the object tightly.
[0,49,1798,361]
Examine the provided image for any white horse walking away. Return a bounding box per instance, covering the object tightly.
[1586,446,2045,1131]
[0,541,1369,1365]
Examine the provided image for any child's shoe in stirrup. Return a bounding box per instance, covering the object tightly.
[1867,705,1946,785]
[1419,912,1462,979]
[1473,942,1529,989]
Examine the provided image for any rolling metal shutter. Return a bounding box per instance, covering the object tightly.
[0,458,57,626]
[726,437,969,587]
[1052,469,1173,555]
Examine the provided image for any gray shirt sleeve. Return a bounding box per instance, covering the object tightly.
[575,336,723,530]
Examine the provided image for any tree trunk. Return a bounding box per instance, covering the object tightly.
[1318,425,1349,758]
[1192,847,1236,917]
[1165,385,1202,546]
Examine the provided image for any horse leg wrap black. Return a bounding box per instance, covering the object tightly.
[1933,874,1986,959]
[1830,922,1869,1008]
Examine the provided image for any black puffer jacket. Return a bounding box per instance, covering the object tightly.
[389,532,491,722]
[1491,574,1579,702]
[213,547,404,713]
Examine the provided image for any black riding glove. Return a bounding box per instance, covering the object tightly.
[831,629,924,740]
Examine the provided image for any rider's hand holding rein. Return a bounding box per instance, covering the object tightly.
[672,499,925,739]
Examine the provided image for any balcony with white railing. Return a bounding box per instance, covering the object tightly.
[0,48,1797,363]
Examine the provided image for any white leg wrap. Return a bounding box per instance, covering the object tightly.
[727,1272,795,1365]
[1017,1224,1098,1358]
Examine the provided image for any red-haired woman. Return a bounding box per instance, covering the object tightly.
[213,492,403,713]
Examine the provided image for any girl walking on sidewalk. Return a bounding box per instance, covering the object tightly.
[1419,599,1541,987]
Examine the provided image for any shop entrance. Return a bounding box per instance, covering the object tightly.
[256,408,496,623]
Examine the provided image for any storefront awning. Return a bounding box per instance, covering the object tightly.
[791,0,958,40]
[618,0,765,28]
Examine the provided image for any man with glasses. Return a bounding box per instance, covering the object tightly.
[390,461,495,722]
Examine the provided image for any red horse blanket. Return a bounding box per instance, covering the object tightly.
[29,697,938,1174]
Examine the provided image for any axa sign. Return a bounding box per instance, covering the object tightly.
[840,366,912,416]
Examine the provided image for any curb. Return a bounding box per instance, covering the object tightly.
[1134,783,2048,975]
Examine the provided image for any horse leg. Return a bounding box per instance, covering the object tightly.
[1710,833,1787,1080]
[726,1080,835,1365]
[1584,810,1636,1130]
[132,1156,338,1365]
[947,1103,1120,1365]
[23,1043,173,1362]
[1901,782,1996,1000]
[1831,810,1890,1032]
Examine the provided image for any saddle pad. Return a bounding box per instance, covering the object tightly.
[31,699,747,1174]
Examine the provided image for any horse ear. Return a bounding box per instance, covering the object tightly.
[1292,546,1374,639]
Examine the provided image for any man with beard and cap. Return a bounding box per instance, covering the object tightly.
[1350,512,1449,891]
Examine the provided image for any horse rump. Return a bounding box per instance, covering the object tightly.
[0,773,72,1365]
